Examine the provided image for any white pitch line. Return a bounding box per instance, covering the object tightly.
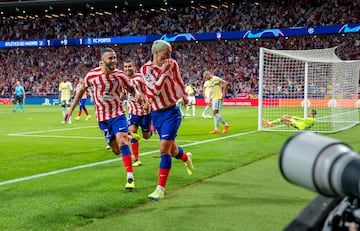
[0,108,61,114]
[0,159,119,186]
[7,126,97,136]
[6,125,199,142]
[9,134,105,139]
[6,134,198,143]
[0,130,258,186]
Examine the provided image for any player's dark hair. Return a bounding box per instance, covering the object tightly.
[100,47,115,57]
[311,109,317,115]
[123,59,134,64]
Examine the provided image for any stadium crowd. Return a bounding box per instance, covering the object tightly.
[0,0,359,98]
[0,0,357,40]
[1,33,359,99]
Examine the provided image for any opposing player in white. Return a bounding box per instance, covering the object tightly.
[185,83,196,116]
[202,78,212,118]
[59,77,73,124]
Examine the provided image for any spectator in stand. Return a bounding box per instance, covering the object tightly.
[0,0,357,40]
[1,33,360,99]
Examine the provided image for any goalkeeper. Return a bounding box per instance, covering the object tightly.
[263,109,317,130]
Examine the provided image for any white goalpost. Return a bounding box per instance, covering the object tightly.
[258,47,360,133]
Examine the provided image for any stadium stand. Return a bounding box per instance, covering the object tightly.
[0,0,359,98]
[0,0,357,40]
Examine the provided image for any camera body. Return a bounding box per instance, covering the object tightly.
[280,132,360,230]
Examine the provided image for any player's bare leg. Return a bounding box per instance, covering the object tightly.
[111,132,135,190]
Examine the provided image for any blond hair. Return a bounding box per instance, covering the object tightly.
[151,40,171,54]
[202,71,211,78]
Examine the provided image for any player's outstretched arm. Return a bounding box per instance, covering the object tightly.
[64,86,86,122]
[221,79,228,99]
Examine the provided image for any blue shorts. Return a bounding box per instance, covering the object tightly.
[79,98,86,107]
[151,105,181,140]
[98,114,128,144]
[127,114,151,132]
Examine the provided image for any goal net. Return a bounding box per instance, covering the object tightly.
[258,47,360,133]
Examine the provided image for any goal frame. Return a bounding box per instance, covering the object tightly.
[258,47,360,133]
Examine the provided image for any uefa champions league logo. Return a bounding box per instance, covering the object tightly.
[338,24,360,33]
[160,33,196,42]
[243,29,284,38]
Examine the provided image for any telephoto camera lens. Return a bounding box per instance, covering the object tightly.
[280,132,360,198]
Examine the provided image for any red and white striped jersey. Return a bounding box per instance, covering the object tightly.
[127,73,150,116]
[84,67,132,122]
[76,83,87,99]
[140,58,186,111]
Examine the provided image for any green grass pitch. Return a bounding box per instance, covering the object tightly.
[1,104,359,230]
